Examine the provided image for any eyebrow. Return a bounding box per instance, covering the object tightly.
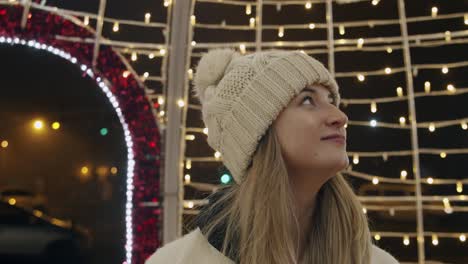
[300,87,334,99]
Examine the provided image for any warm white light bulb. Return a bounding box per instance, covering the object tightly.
[305,2,312,9]
[246,4,252,15]
[427,177,434,184]
[357,74,365,82]
[400,170,407,180]
[431,6,438,17]
[428,123,435,132]
[372,177,379,185]
[278,26,284,38]
[396,87,403,97]
[177,99,185,108]
[113,22,119,32]
[424,81,431,93]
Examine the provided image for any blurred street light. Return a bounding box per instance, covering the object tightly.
[33,120,44,130]
[51,122,61,130]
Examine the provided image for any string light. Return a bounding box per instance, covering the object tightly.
[400,170,407,180]
[403,235,410,246]
[184,174,191,184]
[159,48,166,55]
[278,26,284,38]
[386,47,392,53]
[122,70,130,78]
[428,122,435,132]
[370,120,377,127]
[110,167,118,175]
[357,38,364,48]
[461,121,467,130]
[431,6,438,18]
[371,0,380,6]
[308,23,316,30]
[187,68,193,80]
[427,177,434,184]
[447,84,456,93]
[399,116,406,126]
[465,14,468,25]
[131,52,137,61]
[305,2,312,9]
[143,72,149,79]
[164,0,171,7]
[372,177,379,185]
[442,65,449,74]
[339,25,345,35]
[396,87,403,97]
[424,81,431,93]
[203,127,208,135]
[353,154,359,164]
[191,40,196,46]
[460,234,466,242]
[362,207,367,214]
[445,31,451,42]
[249,17,255,28]
[185,159,192,170]
[177,99,185,108]
[158,96,165,105]
[1,140,8,148]
[113,22,119,32]
[239,43,246,54]
[246,4,252,15]
[144,13,151,24]
[432,234,439,246]
[191,15,196,26]
[384,67,392,74]
[83,16,89,26]
[357,74,365,82]
[370,101,377,113]
[374,234,381,241]
[148,53,155,59]
[214,151,222,159]
[440,152,447,158]
[443,197,453,214]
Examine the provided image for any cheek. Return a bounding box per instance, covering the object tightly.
[277,119,322,162]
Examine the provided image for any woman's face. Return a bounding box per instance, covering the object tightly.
[273,84,349,178]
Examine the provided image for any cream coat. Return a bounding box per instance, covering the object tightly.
[145,227,399,264]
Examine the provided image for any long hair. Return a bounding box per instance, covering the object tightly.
[189,125,373,264]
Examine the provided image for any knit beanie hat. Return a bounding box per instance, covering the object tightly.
[192,48,340,184]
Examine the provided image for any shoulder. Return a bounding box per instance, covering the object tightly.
[145,228,201,264]
[145,227,235,264]
[370,244,399,264]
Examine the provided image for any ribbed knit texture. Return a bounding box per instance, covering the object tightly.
[193,49,340,183]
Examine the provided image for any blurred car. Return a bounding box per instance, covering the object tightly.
[0,187,48,212]
[0,200,92,264]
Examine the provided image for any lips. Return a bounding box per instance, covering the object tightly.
[321,134,345,140]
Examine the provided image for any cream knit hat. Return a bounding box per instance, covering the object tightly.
[192,48,340,184]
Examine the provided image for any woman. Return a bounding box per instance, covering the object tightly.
[146,49,399,264]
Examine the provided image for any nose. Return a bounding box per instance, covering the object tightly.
[326,106,348,129]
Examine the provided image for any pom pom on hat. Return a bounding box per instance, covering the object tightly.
[192,48,241,104]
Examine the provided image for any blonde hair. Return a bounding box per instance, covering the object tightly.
[188,125,373,264]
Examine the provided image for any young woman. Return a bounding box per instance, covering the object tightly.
[146,49,399,264]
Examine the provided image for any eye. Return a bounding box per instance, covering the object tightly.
[302,96,315,106]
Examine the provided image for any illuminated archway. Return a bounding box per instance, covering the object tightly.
[0,6,161,264]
